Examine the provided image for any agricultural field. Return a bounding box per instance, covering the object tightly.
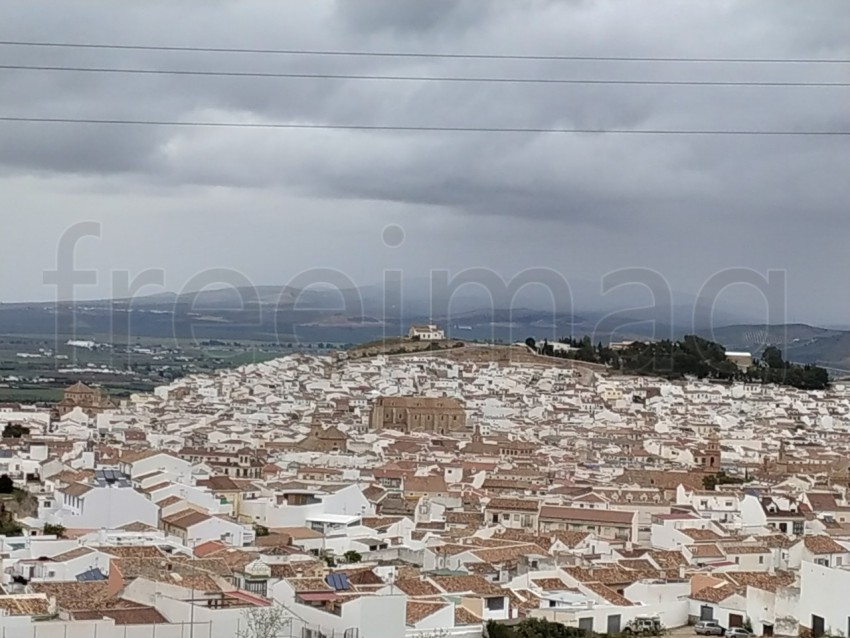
[0,334,330,405]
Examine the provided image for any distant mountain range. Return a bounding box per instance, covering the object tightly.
[1,284,847,373]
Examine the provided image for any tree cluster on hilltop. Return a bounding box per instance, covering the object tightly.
[529,335,829,390]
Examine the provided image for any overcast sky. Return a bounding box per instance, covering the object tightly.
[0,0,848,326]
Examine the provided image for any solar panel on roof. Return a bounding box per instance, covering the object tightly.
[325,573,350,591]
[76,568,106,582]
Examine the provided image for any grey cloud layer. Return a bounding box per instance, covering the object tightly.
[0,0,847,322]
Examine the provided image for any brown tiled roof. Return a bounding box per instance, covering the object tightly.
[119,521,158,532]
[394,578,442,597]
[756,534,795,549]
[73,606,168,625]
[0,594,51,616]
[30,582,118,611]
[140,482,171,494]
[680,528,723,541]
[194,540,227,558]
[505,589,540,614]
[455,606,483,625]
[688,544,724,558]
[97,546,164,559]
[431,543,470,557]
[51,547,95,562]
[721,544,770,555]
[648,550,688,570]
[802,535,847,555]
[205,548,259,571]
[582,581,634,607]
[161,509,211,530]
[472,543,548,564]
[63,482,94,498]
[267,527,325,540]
[550,530,591,549]
[486,498,540,512]
[197,476,241,491]
[722,571,795,593]
[268,561,325,579]
[406,600,448,625]
[119,449,164,464]
[616,469,704,491]
[155,495,184,508]
[532,578,572,591]
[287,577,332,593]
[539,506,634,525]
[617,559,659,572]
[447,511,484,525]
[113,558,224,592]
[404,475,448,493]
[563,565,638,587]
[431,575,505,596]
[361,516,404,530]
[692,581,738,603]
[806,492,839,511]
[336,568,384,587]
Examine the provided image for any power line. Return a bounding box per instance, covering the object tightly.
[1,63,846,87]
[0,40,848,64]
[1,115,847,136]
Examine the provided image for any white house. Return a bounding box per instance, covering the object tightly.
[408,324,445,341]
[48,480,159,530]
[798,561,850,637]
[788,535,849,569]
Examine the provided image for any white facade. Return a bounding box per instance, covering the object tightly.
[798,562,850,636]
[49,485,159,529]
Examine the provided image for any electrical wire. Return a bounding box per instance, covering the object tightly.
[0,63,845,87]
[0,115,846,136]
[1,40,848,64]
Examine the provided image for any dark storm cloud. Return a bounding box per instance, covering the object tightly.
[0,0,847,322]
[333,0,493,34]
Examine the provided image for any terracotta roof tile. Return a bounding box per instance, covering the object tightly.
[406,600,448,625]
[455,605,483,625]
[539,506,634,525]
[431,575,504,596]
[394,578,442,597]
[486,498,540,512]
[691,581,738,603]
[802,535,847,555]
[582,582,634,607]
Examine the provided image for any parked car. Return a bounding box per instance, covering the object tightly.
[725,629,753,638]
[624,615,664,635]
[695,621,724,636]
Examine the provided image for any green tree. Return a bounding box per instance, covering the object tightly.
[487,618,589,638]
[43,523,66,538]
[762,346,785,369]
[0,474,14,494]
[343,550,362,563]
[2,424,29,439]
[525,337,536,350]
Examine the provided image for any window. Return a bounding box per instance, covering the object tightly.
[486,597,505,611]
[815,558,829,567]
[759,556,764,564]
[793,521,804,535]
